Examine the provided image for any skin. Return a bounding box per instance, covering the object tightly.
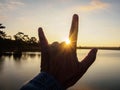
[38,14,98,89]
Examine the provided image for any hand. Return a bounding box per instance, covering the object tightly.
[38,14,98,89]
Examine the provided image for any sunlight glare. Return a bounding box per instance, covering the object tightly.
[65,38,71,45]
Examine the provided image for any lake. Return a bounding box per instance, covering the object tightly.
[0,50,120,90]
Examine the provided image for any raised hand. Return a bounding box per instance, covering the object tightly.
[38,14,97,89]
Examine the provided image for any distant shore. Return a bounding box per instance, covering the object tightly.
[77,46,120,50]
[0,46,120,54]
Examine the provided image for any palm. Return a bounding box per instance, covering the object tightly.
[38,14,97,89]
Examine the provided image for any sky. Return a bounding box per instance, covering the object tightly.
[0,0,120,47]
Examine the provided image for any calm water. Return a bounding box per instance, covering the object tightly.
[0,50,120,90]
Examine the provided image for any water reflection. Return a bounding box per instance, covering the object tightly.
[0,52,12,58]
[0,52,41,71]
[0,50,120,90]
[0,56,4,72]
[13,53,22,61]
[0,52,40,90]
[0,52,40,60]
[69,50,120,90]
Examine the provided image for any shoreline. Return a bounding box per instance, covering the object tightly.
[0,47,120,54]
[77,47,120,50]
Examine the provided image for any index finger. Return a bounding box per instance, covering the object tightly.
[69,14,79,50]
[38,28,49,71]
[38,27,49,53]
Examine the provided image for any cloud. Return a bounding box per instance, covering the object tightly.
[0,0,25,11]
[75,0,110,12]
[0,0,25,20]
[6,1,25,10]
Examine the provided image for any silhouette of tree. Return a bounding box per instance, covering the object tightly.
[0,24,39,52]
[22,35,30,42]
[0,24,6,39]
[0,31,6,39]
[13,32,25,52]
[14,32,24,41]
[29,37,37,44]
[5,35,12,40]
[0,24,5,29]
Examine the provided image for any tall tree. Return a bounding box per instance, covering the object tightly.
[0,24,6,39]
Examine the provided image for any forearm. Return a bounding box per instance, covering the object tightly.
[20,72,65,90]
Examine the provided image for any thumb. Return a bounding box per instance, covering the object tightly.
[81,48,98,70]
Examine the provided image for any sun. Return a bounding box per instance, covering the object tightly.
[65,38,71,45]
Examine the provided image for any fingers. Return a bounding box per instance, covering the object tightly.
[80,48,98,70]
[69,14,79,50]
[38,27,49,53]
[38,27,49,72]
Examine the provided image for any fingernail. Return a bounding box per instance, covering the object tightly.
[38,27,42,31]
[73,14,79,19]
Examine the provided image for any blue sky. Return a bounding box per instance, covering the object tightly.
[0,0,120,46]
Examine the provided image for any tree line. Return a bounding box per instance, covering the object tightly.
[0,24,40,53]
